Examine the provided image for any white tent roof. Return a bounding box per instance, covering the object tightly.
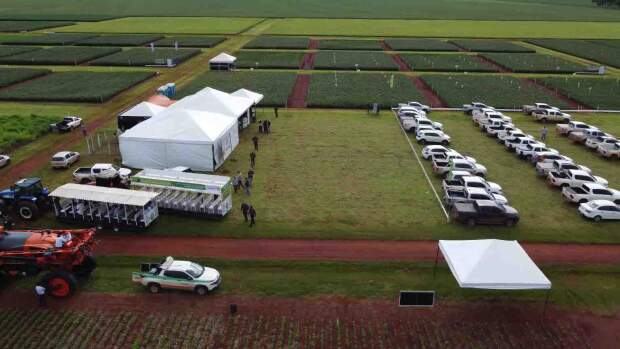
[232,88,263,104]
[120,101,166,118]
[438,239,552,290]
[119,108,237,144]
[210,52,236,63]
[169,87,253,118]
[50,183,159,206]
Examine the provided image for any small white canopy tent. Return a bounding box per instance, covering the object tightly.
[437,239,551,290]
[117,101,167,131]
[232,88,264,105]
[119,108,239,172]
[209,52,236,71]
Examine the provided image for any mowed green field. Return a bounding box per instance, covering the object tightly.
[0,0,618,21]
[56,17,263,34]
[266,19,620,39]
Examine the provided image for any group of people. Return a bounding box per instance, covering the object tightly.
[240,202,257,227]
[258,119,272,134]
[233,168,255,196]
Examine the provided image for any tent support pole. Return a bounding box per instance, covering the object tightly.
[542,289,551,318]
[433,246,439,278]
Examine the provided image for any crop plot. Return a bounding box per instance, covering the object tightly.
[0,114,59,151]
[176,71,297,106]
[75,34,164,46]
[0,46,121,65]
[0,20,74,32]
[0,33,96,45]
[0,45,41,57]
[0,67,50,88]
[89,47,200,66]
[400,53,497,72]
[450,39,534,52]
[0,71,155,103]
[235,50,305,69]
[422,75,569,108]
[482,53,586,73]
[527,39,620,68]
[536,77,620,110]
[154,35,225,47]
[307,72,426,108]
[243,35,310,49]
[319,39,383,50]
[384,38,458,51]
[313,50,398,70]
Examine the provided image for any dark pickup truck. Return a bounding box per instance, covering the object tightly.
[450,200,519,227]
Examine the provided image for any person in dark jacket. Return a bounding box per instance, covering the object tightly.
[265,120,271,134]
[274,107,279,118]
[252,136,259,151]
[244,178,251,196]
[247,168,255,186]
[240,202,249,222]
[249,206,256,227]
[250,152,256,167]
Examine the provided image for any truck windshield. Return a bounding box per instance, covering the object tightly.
[186,263,204,278]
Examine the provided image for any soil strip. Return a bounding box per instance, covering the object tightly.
[287,74,311,108]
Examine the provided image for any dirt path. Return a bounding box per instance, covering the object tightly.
[0,292,617,348]
[475,54,512,73]
[287,74,311,108]
[380,40,447,108]
[96,236,620,264]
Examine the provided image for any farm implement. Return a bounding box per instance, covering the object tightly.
[0,228,97,297]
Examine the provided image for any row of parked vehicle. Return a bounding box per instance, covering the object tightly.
[468,104,620,222]
[556,121,619,159]
[394,101,451,145]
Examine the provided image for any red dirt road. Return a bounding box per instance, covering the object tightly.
[97,236,620,264]
[287,74,311,108]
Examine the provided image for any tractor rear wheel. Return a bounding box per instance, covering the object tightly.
[42,271,78,298]
[16,201,39,221]
[73,256,97,277]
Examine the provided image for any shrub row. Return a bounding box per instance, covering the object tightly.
[482,53,586,73]
[0,67,51,88]
[235,50,305,69]
[528,39,620,68]
[400,53,497,72]
[313,50,397,70]
[536,77,620,110]
[0,46,121,65]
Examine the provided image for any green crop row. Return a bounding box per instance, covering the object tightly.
[176,71,297,106]
[314,50,397,71]
[400,53,497,72]
[0,20,73,32]
[0,33,96,45]
[421,75,569,109]
[528,39,620,69]
[0,46,121,65]
[243,36,310,49]
[450,39,534,53]
[154,35,225,48]
[74,34,164,46]
[0,67,50,88]
[0,113,59,151]
[89,47,200,66]
[536,77,620,110]
[384,38,458,51]
[482,53,586,73]
[319,39,383,51]
[0,71,155,103]
[307,72,427,108]
[0,45,41,57]
[235,50,304,69]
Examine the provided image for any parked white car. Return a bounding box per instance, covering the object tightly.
[562,183,620,204]
[463,102,493,115]
[532,109,571,123]
[536,160,590,177]
[523,103,560,115]
[422,145,452,160]
[398,106,426,117]
[0,154,10,168]
[515,143,557,160]
[51,151,80,169]
[478,112,512,129]
[416,130,450,145]
[597,141,620,158]
[556,121,597,136]
[585,136,617,150]
[401,101,430,113]
[431,151,477,166]
[547,169,608,188]
[497,128,524,142]
[459,176,503,195]
[579,200,620,221]
[505,136,537,152]
[486,123,516,137]
[530,150,568,164]
[448,159,487,176]
[569,129,611,144]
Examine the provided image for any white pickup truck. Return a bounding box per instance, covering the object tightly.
[523,103,560,115]
[442,175,503,195]
[531,109,571,123]
[515,143,558,160]
[430,151,476,165]
[0,154,10,168]
[562,183,620,204]
[597,141,620,158]
[72,163,131,184]
[132,256,221,295]
[536,159,590,177]
[399,101,431,113]
[531,152,570,167]
[585,136,617,150]
[556,121,597,136]
[486,123,516,137]
[497,128,524,142]
[443,187,508,207]
[547,169,608,188]
[422,145,452,160]
[505,136,537,152]
[49,116,83,133]
[568,129,610,144]
[433,158,486,177]
[463,102,493,115]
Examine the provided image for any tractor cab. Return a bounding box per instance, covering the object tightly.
[0,178,49,220]
[12,178,49,199]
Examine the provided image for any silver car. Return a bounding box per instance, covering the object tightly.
[51,151,80,169]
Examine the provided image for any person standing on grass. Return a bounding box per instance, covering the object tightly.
[541,126,548,142]
[250,151,256,168]
[266,120,271,134]
[258,121,264,134]
[35,284,46,307]
[234,171,243,193]
[248,168,255,186]
[249,205,256,227]
[252,136,259,151]
[80,123,87,137]
[244,178,251,196]
[240,202,249,222]
[274,107,279,118]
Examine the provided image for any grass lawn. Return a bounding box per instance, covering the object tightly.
[6,256,620,314]
[266,19,620,39]
[56,17,263,35]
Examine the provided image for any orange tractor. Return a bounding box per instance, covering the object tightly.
[0,228,96,297]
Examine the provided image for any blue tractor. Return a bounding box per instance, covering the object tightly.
[0,178,49,221]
